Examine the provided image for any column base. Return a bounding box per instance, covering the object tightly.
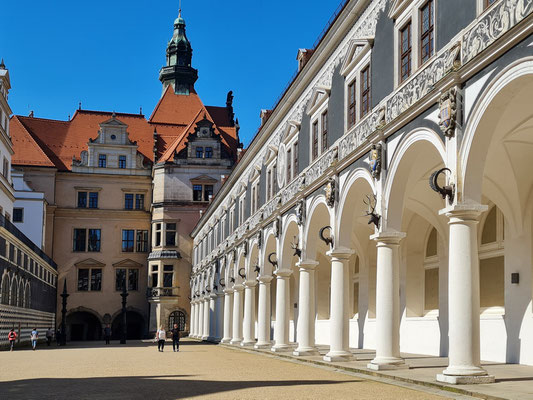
[230,339,243,345]
[241,340,256,347]
[271,344,293,352]
[367,357,408,370]
[254,342,272,349]
[220,338,232,344]
[323,350,354,362]
[207,336,218,342]
[436,373,495,385]
[201,335,210,341]
[293,347,319,356]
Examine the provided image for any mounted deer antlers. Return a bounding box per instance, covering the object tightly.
[238,268,246,279]
[268,252,278,269]
[219,278,225,288]
[429,168,455,204]
[319,226,334,247]
[363,194,380,228]
[291,235,302,259]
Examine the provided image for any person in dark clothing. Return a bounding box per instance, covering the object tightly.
[56,328,61,345]
[171,323,180,352]
[103,324,111,345]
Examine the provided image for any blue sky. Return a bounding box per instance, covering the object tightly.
[0,0,342,146]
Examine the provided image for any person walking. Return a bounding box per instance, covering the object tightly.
[103,324,112,345]
[156,326,166,352]
[8,328,17,351]
[46,328,54,346]
[171,323,180,352]
[30,328,39,350]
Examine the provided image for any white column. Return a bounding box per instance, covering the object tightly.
[209,294,217,340]
[271,270,292,352]
[242,280,257,346]
[324,248,354,362]
[230,284,244,344]
[368,232,407,370]
[221,289,233,343]
[198,300,204,340]
[437,204,494,384]
[202,298,210,340]
[215,292,224,341]
[189,301,196,337]
[192,301,199,338]
[294,260,319,356]
[255,275,272,349]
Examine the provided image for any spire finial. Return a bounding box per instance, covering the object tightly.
[0,59,5,69]
[178,0,182,17]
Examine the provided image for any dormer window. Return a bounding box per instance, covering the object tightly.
[196,147,204,158]
[98,154,107,168]
[205,147,213,158]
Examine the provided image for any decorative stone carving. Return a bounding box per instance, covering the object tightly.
[296,200,305,226]
[463,0,533,64]
[257,230,262,249]
[324,176,337,208]
[368,143,382,180]
[438,87,461,138]
[274,217,281,238]
[243,240,248,257]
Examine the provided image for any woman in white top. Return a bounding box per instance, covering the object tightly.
[156,326,166,352]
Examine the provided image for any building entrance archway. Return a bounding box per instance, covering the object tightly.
[67,311,102,341]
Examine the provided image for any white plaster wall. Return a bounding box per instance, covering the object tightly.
[13,198,44,248]
[480,316,507,362]
[315,319,330,345]
[400,317,441,356]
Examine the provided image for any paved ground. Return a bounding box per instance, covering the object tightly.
[0,339,457,400]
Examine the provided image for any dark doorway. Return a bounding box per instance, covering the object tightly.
[169,310,186,331]
[67,311,102,341]
[111,311,144,340]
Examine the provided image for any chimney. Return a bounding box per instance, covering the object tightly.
[29,110,34,118]
[260,109,273,126]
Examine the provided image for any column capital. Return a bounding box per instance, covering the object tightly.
[274,269,292,278]
[296,259,319,271]
[244,280,258,288]
[439,202,488,220]
[209,294,218,300]
[233,283,245,291]
[371,230,406,245]
[223,288,234,294]
[326,247,354,260]
[258,275,273,284]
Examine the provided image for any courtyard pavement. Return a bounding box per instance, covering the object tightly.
[0,339,467,400]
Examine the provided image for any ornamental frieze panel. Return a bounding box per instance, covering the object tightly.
[339,109,380,159]
[463,0,533,64]
[281,179,300,206]
[305,147,338,187]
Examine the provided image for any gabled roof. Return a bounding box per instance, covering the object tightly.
[10,116,55,168]
[149,85,205,125]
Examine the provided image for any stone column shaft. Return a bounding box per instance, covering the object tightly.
[255,276,272,348]
[198,300,204,340]
[221,289,233,343]
[242,282,257,346]
[271,270,292,352]
[294,260,319,356]
[230,285,244,344]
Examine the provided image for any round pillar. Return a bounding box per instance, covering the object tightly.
[242,281,257,346]
[230,284,244,344]
[294,260,319,356]
[271,270,292,352]
[221,289,233,343]
[255,275,273,349]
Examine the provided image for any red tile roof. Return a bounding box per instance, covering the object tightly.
[10,88,239,171]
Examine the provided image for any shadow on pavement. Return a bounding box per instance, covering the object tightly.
[0,376,351,400]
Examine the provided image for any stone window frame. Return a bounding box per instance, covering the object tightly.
[423,227,440,315]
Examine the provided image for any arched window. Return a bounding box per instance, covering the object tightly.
[169,310,186,331]
[17,280,24,308]
[479,205,505,310]
[0,274,9,304]
[24,282,31,308]
[10,277,18,306]
[424,227,439,311]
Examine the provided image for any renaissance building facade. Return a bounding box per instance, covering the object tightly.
[190,0,533,384]
[0,61,58,348]
[9,11,239,340]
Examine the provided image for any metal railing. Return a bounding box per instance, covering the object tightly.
[146,287,179,298]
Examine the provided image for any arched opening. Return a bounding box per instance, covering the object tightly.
[111,311,145,340]
[1,274,9,304]
[67,311,102,341]
[169,310,186,332]
[280,219,300,343]
[10,277,18,306]
[17,280,24,308]
[24,282,31,308]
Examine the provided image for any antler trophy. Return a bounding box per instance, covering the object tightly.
[268,252,278,269]
[319,226,334,248]
[363,194,380,228]
[291,235,302,259]
[429,168,455,204]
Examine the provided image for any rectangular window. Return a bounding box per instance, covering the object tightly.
[136,230,149,252]
[293,141,298,175]
[205,147,213,158]
[115,268,139,291]
[348,80,356,128]
[78,192,87,208]
[151,265,159,287]
[361,66,371,117]
[88,192,98,209]
[88,229,101,252]
[115,268,126,291]
[196,147,204,158]
[128,269,139,291]
[400,21,412,82]
[193,185,202,201]
[286,148,292,183]
[322,110,328,152]
[77,268,102,291]
[90,268,102,291]
[420,0,434,64]
[135,194,144,210]
[118,155,126,169]
[3,157,8,178]
[155,223,162,246]
[98,154,107,168]
[78,268,89,291]
[122,229,135,252]
[166,223,177,247]
[312,120,319,161]
[204,185,213,202]
[73,229,86,252]
[266,170,272,201]
[163,265,174,288]
[124,193,134,210]
[13,208,23,223]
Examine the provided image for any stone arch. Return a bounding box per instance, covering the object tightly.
[10,276,18,306]
[66,307,104,341]
[383,128,447,232]
[302,195,332,261]
[110,307,146,340]
[24,281,31,308]
[261,230,277,277]
[17,280,24,308]
[247,240,260,279]
[0,272,10,304]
